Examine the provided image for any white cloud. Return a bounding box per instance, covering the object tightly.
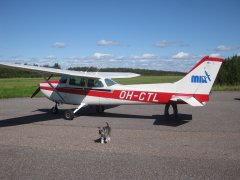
[52,42,67,48]
[97,40,119,46]
[132,53,158,60]
[45,55,57,60]
[215,45,233,51]
[237,53,240,56]
[142,53,158,59]
[172,52,190,59]
[209,53,220,57]
[93,53,113,59]
[155,40,172,48]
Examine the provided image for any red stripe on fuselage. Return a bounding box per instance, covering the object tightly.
[40,80,59,84]
[40,86,209,104]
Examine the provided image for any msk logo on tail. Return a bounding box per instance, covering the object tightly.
[191,70,211,83]
[0,56,223,120]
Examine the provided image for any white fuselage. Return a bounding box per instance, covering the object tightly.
[39,78,203,106]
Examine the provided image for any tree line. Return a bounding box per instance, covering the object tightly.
[68,67,185,76]
[215,55,240,85]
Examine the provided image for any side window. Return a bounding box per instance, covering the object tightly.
[69,76,86,87]
[87,79,104,88]
[59,75,68,84]
[79,78,86,87]
[105,78,117,86]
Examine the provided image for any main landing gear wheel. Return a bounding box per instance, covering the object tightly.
[164,103,178,117]
[51,105,59,114]
[64,110,74,120]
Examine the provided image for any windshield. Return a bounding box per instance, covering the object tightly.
[105,78,117,86]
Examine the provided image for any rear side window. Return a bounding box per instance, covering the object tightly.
[87,79,104,88]
[69,76,86,87]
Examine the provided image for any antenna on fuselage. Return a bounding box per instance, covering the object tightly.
[84,64,103,75]
[95,64,103,75]
[84,66,92,74]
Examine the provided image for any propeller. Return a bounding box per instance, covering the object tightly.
[31,87,40,98]
[31,74,53,98]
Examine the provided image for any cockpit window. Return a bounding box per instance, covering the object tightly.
[105,78,117,86]
[87,79,104,88]
[59,75,68,84]
[69,76,86,87]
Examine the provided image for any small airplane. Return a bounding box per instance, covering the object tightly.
[0,56,223,120]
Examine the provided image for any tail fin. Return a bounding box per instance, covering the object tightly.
[174,56,223,95]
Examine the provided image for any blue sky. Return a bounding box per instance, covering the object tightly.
[0,0,239,72]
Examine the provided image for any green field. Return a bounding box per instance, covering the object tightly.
[0,78,43,99]
[0,76,239,99]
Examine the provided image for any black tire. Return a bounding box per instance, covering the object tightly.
[96,105,104,114]
[64,110,74,120]
[51,107,59,114]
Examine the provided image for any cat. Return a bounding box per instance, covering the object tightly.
[98,122,111,144]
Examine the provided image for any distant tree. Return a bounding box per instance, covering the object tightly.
[43,64,50,68]
[52,63,61,69]
[42,63,61,69]
[215,55,240,85]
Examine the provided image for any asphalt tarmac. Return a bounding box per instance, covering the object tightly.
[0,92,240,180]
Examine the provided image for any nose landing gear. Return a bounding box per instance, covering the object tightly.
[51,104,59,114]
[63,103,87,120]
[51,104,105,120]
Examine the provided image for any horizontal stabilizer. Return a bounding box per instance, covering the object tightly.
[171,96,204,106]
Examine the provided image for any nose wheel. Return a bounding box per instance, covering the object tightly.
[63,103,86,120]
[64,110,74,120]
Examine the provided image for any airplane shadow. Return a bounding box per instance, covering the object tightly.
[0,107,192,128]
[91,112,192,127]
[89,112,154,120]
[153,114,192,127]
[0,111,61,128]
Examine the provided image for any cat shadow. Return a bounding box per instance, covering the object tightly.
[94,138,102,143]
[94,138,110,144]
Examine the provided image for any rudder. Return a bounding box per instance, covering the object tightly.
[174,56,223,95]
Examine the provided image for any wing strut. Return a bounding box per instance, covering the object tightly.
[43,75,66,103]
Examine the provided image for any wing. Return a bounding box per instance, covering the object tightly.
[0,62,140,79]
